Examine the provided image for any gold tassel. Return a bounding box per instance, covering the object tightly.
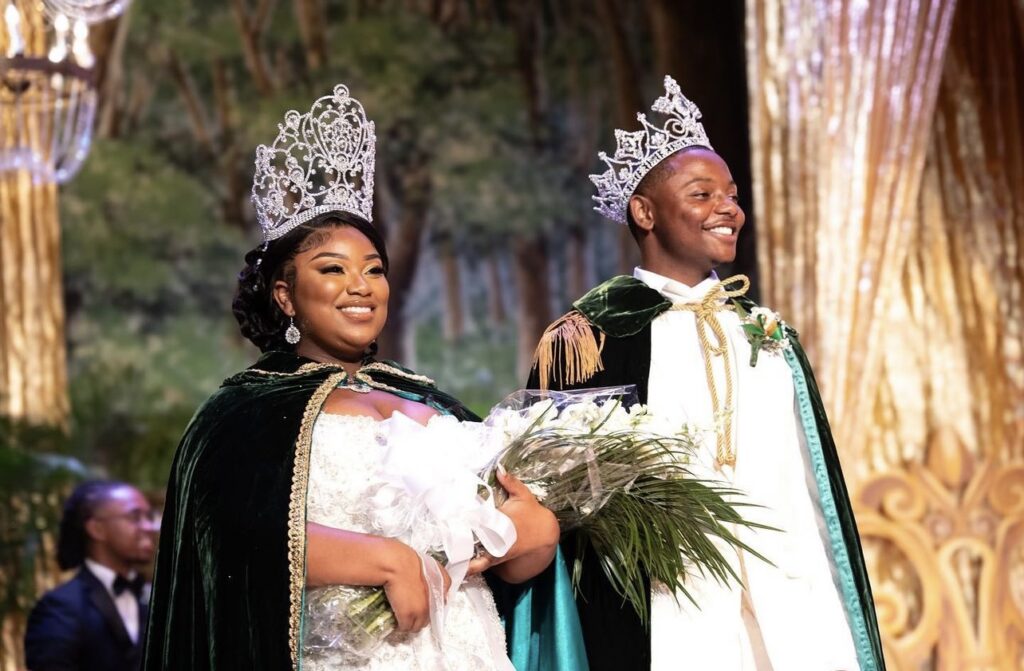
[532,311,605,391]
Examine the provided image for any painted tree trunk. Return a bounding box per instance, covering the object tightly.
[438,236,465,341]
[513,235,552,376]
[376,143,432,363]
[595,0,644,275]
[294,0,328,70]
[486,254,507,327]
[229,0,277,96]
[567,226,589,301]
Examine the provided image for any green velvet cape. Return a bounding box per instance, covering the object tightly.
[527,275,886,671]
[142,351,586,670]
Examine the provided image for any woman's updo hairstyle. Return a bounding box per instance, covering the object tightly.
[233,210,388,352]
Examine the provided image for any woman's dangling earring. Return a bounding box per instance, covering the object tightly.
[285,317,301,345]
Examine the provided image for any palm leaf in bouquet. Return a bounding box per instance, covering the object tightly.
[486,394,774,625]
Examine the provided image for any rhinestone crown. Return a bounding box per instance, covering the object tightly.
[252,84,376,241]
[590,76,712,225]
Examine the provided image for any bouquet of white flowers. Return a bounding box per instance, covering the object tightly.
[303,386,765,658]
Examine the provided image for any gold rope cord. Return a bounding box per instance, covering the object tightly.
[669,274,750,468]
[748,0,1024,667]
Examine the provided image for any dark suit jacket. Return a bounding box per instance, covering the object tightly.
[25,567,147,671]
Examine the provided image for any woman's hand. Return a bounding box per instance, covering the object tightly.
[305,523,450,633]
[381,541,451,633]
[467,467,560,583]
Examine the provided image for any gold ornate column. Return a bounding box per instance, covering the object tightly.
[0,174,68,425]
[1,0,80,425]
[747,0,1024,668]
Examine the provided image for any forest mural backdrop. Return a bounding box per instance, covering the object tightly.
[58,0,752,487]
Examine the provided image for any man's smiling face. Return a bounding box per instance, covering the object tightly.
[629,148,745,285]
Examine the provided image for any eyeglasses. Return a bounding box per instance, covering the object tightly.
[93,509,160,526]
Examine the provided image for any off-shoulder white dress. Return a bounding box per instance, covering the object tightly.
[301,413,508,671]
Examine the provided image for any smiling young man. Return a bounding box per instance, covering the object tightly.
[527,77,886,671]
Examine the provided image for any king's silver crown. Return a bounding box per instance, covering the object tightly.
[590,75,712,225]
[252,84,376,241]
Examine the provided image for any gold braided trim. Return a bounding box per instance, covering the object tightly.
[288,371,346,668]
[349,371,402,395]
[669,274,750,468]
[245,363,338,377]
[532,311,605,391]
[297,362,343,374]
[246,368,306,377]
[284,361,430,665]
[249,362,435,388]
[360,361,435,386]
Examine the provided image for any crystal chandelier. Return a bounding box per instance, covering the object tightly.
[0,0,130,184]
[42,0,131,25]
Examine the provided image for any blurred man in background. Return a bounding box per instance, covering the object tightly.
[25,480,158,671]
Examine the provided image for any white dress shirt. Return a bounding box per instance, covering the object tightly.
[634,268,860,671]
[84,558,142,643]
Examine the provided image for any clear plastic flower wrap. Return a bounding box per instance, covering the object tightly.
[304,584,395,656]
[304,551,449,660]
[302,385,769,657]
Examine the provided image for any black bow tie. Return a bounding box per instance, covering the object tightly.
[112,574,145,598]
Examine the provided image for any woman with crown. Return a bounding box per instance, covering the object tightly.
[141,85,586,671]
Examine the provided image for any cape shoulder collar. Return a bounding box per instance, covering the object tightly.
[224,351,436,391]
[572,275,670,338]
[532,275,785,391]
[533,275,666,389]
[573,275,770,338]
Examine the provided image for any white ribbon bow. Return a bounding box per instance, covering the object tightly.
[367,412,517,658]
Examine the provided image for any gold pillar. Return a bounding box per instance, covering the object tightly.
[747,0,1023,668]
[1,5,73,669]
[0,173,68,425]
[0,1,71,425]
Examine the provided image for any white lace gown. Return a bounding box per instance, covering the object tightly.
[301,413,508,671]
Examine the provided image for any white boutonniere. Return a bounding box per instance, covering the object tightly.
[734,303,791,367]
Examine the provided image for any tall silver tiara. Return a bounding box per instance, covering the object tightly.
[590,76,712,225]
[251,84,376,241]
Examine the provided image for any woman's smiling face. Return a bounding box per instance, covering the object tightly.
[273,224,389,365]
